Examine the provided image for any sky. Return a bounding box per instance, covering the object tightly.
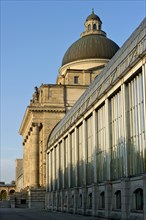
[0,0,145,184]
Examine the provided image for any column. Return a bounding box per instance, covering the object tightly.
[105,99,110,180]
[105,181,112,218]
[82,119,87,185]
[27,136,31,186]
[142,62,146,172]
[121,178,130,220]
[31,123,39,187]
[62,139,65,189]
[56,143,60,190]
[48,151,52,192]
[52,147,56,191]
[121,83,128,177]
[143,174,146,220]
[68,133,71,188]
[23,141,27,188]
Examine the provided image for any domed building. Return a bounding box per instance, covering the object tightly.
[18,11,121,209]
[57,9,119,85]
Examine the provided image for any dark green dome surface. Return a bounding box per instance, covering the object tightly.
[86,13,101,22]
[62,34,119,66]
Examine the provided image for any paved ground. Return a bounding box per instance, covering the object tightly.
[0,208,109,220]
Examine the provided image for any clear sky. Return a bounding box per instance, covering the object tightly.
[1,0,145,184]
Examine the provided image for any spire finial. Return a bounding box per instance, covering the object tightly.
[92,8,94,14]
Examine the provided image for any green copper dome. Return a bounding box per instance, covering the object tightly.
[62,35,119,66]
[61,11,119,66]
[86,12,101,22]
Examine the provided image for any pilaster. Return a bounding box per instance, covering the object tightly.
[121,178,130,220]
[31,123,39,188]
[68,133,71,188]
[92,110,97,183]
[143,174,146,220]
[74,127,78,187]
[105,181,112,218]
[105,99,110,180]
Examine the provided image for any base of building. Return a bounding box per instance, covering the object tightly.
[45,175,146,220]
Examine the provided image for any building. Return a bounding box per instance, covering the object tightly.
[46,17,146,220]
[18,10,119,207]
[17,10,146,219]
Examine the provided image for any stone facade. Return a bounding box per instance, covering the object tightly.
[18,11,113,193]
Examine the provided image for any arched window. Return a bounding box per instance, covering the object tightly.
[100,192,105,209]
[71,195,74,208]
[115,190,121,209]
[89,193,92,209]
[0,190,7,200]
[88,24,91,31]
[9,189,15,195]
[93,24,96,30]
[64,195,67,207]
[134,188,143,210]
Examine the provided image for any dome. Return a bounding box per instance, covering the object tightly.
[86,13,101,22]
[62,34,119,66]
[61,11,120,67]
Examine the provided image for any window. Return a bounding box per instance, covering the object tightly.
[115,190,121,209]
[21,199,26,204]
[100,192,105,209]
[74,76,79,84]
[88,24,91,31]
[96,105,106,182]
[86,116,94,184]
[109,91,124,180]
[134,188,143,210]
[126,72,145,176]
[89,193,92,209]
[93,24,96,30]
[71,195,74,208]
[64,195,67,207]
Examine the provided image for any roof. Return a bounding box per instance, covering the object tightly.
[62,34,119,66]
[86,9,101,22]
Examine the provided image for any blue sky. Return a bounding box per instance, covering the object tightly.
[1,0,145,184]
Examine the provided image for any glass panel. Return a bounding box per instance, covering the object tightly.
[86,116,94,184]
[110,91,124,180]
[70,131,75,187]
[96,105,107,182]
[126,72,145,175]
